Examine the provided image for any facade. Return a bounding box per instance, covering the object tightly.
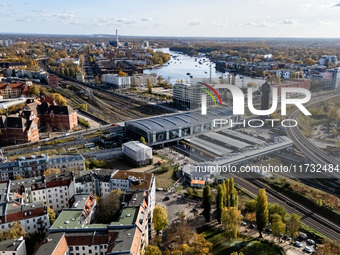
[103,74,131,89]
[0,82,30,99]
[0,154,85,181]
[0,114,39,145]
[173,83,216,109]
[319,55,338,66]
[0,236,27,255]
[37,102,78,130]
[122,141,153,166]
[272,79,311,96]
[131,74,157,88]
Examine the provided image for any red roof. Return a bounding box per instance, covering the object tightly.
[191,180,205,185]
[0,83,25,90]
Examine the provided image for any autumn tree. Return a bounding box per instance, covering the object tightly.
[30,85,40,96]
[315,240,340,255]
[48,206,56,225]
[153,205,168,235]
[245,199,257,212]
[118,70,128,77]
[15,175,23,180]
[140,136,146,145]
[44,168,61,176]
[227,178,238,208]
[256,188,268,238]
[4,222,26,240]
[271,214,286,241]
[147,78,153,94]
[286,214,301,239]
[221,207,241,240]
[145,245,162,255]
[94,189,122,224]
[268,203,287,222]
[202,185,211,222]
[216,184,224,224]
[245,212,256,223]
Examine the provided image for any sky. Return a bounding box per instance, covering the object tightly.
[1,0,340,38]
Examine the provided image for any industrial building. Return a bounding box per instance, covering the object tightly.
[122,141,153,166]
[125,107,240,147]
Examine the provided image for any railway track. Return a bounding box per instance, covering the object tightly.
[233,177,340,241]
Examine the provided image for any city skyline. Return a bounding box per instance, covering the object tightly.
[2,0,340,38]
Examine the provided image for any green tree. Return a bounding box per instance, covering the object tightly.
[140,136,146,145]
[39,86,47,95]
[145,245,162,255]
[30,85,40,96]
[147,78,153,94]
[48,206,56,225]
[271,214,286,241]
[153,205,168,235]
[286,214,301,239]
[216,184,224,223]
[95,189,123,224]
[245,199,257,212]
[268,204,287,222]
[186,187,193,198]
[256,188,268,238]
[316,199,323,208]
[202,185,211,222]
[221,207,241,240]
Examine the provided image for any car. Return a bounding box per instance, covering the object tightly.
[111,123,116,126]
[295,241,303,248]
[299,232,307,239]
[304,246,313,253]
[241,221,247,226]
[284,235,292,241]
[163,196,170,201]
[250,223,256,229]
[265,227,272,233]
[192,208,199,213]
[307,239,315,245]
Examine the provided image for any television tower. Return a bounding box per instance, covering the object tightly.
[115,29,119,48]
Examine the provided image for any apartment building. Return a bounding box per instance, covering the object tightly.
[0,82,30,99]
[103,74,131,89]
[0,236,27,255]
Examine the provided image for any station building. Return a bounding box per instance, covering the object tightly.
[125,107,241,147]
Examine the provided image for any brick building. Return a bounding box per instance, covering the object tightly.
[0,82,30,99]
[37,102,78,130]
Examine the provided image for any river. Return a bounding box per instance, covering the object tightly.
[143,48,227,85]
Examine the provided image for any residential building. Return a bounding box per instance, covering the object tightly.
[103,74,131,89]
[0,236,27,255]
[319,55,338,66]
[37,102,78,130]
[48,154,86,173]
[271,79,311,96]
[131,74,157,88]
[0,82,30,99]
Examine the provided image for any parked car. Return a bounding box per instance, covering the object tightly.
[163,196,170,201]
[299,232,307,239]
[304,246,313,253]
[307,239,315,245]
[284,235,292,241]
[295,241,303,248]
[241,221,247,226]
[250,223,256,229]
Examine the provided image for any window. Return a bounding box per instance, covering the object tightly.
[76,247,79,251]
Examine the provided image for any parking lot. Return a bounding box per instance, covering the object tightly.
[156,190,204,225]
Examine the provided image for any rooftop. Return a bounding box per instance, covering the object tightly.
[34,232,65,255]
[112,170,153,191]
[110,207,139,227]
[50,210,85,230]
[0,237,25,252]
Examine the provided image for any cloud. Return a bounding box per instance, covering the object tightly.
[116,18,127,23]
[53,11,75,20]
[235,21,268,27]
[280,19,298,25]
[33,8,47,13]
[141,17,152,22]
[334,3,340,7]
[210,20,228,27]
[188,19,203,26]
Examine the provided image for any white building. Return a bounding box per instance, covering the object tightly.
[103,74,131,89]
[0,236,27,255]
[122,141,153,166]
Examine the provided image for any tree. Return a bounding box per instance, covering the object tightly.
[268,204,287,222]
[271,214,286,241]
[5,222,26,240]
[221,207,241,240]
[39,86,47,95]
[153,205,168,235]
[316,198,323,207]
[15,175,23,180]
[147,78,153,94]
[95,189,123,224]
[118,70,128,77]
[286,214,301,239]
[48,206,56,225]
[256,188,268,238]
[245,199,257,212]
[189,233,213,255]
[145,245,162,255]
[216,184,224,224]
[30,85,40,96]
[202,185,211,222]
[140,136,146,145]
[245,212,256,222]
[44,168,61,176]
[227,178,238,208]
[186,187,193,198]
[315,240,340,255]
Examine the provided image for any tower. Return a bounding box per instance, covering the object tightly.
[260,78,271,110]
[115,29,119,48]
